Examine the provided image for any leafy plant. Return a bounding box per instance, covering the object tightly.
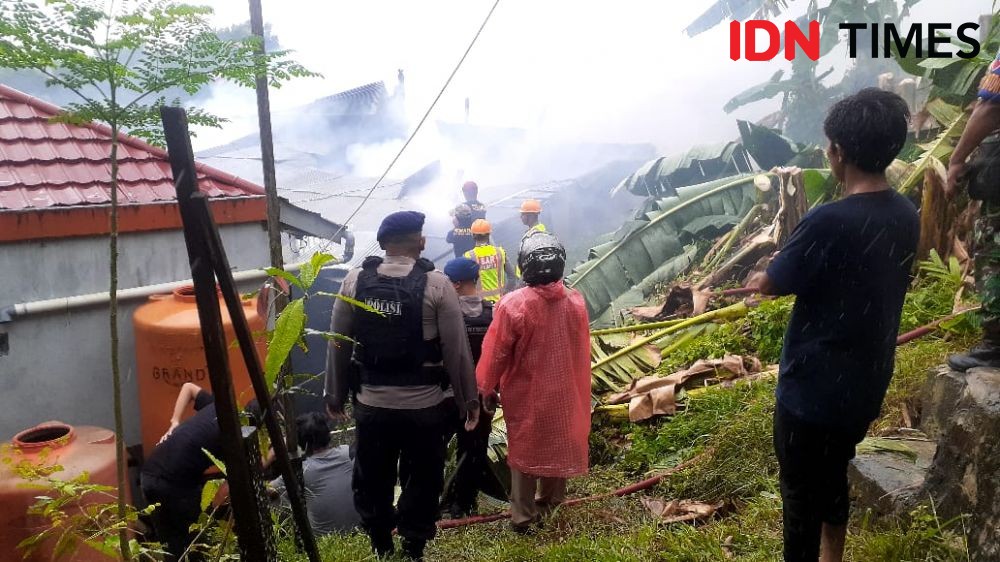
[264,252,376,390]
[0,2,314,557]
[2,448,162,561]
[899,100,971,193]
[591,303,750,392]
[899,249,976,335]
[570,175,764,325]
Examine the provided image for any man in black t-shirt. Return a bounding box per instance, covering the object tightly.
[140,383,225,561]
[748,89,918,562]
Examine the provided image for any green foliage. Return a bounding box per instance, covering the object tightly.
[899,100,970,193]
[874,333,977,434]
[745,297,794,364]
[3,451,161,561]
[265,297,306,389]
[660,379,778,501]
[622,379,774,476]
[899,250,976,336]
[848,506,969,561]
[570,175,761,324]
[0,0,316,142]
[659,321,753,373]
[892,14,999,105]
[658,297,793,373]
[265,254,371,393]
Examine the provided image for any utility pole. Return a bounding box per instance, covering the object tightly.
[247,0,306,552]
[248,0,282,272]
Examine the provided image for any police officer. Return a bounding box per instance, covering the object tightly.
[440,257,499,518]
[446,203,476,258]
[464,219,516,303]
[946,49,1000,370]
[325,211,479,560]
[462,181,487,221]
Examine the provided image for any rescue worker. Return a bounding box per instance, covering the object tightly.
[446,203,476,258]
[476,233,591,534]
[519,199,547,238]
[141,383,260,561]
[463,219,516,304]
[946,47,1000,370]
[324,210,480,560]
[440,257,500,518]
[462,181,487,221]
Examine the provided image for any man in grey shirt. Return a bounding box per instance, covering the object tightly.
[325,211,479,560]
[271,413,360,535]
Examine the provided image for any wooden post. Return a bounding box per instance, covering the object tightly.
[192,198,321,562]
[160,106,276,561]
[248,0,302,516]
[248,0,282,272]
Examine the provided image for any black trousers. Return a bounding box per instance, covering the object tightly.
[441,398,495,513]
[353,401,448,543]
[141,473,204,562]
[773,402,868,562]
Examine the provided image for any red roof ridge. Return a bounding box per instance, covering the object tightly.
[0,83,264,196]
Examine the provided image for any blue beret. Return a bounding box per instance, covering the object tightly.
[444,257,480,283]
[377,211,425,242]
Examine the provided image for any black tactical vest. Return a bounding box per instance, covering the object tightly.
[463,301,494,364]
[353,257,444,386]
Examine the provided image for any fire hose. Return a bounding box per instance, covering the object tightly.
[437,304,978,531]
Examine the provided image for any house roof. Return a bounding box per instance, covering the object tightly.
[197,81,391,162]
[0,83,267,242]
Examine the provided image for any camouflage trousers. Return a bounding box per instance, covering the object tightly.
[974,200,1000,341]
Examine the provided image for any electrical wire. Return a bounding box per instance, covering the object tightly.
[315,0,503,256]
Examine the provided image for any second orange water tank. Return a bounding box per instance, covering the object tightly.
[0,422,123,562]
[133,286,267,456]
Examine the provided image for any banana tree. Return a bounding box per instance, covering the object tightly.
[568,174,766,326]
[612,142,756,197]
[712,0,926,144]
[898,99,970,194]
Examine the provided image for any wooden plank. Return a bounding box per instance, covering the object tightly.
[160,106,276,561]
[192,195,320,561]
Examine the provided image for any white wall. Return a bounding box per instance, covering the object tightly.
[0,223,269,444]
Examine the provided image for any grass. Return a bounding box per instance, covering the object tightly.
[273,275,976,561]
[658,297,793,373]
[872,333,978,435]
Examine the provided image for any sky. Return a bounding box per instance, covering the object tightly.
[189,0,991,157]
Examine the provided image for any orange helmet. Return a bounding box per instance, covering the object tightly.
[520,199,542,213]
[471,219,492,235]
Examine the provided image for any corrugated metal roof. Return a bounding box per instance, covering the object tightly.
[0,83,265,212]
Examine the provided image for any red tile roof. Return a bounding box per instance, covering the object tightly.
[0,84,267,241]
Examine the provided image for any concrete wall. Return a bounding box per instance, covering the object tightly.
[0,223,269,443]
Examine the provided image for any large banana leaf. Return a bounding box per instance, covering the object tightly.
[612,143,756,197]
[569,174,762,324]
[737,120,799,169]
[899,99,969,193]
[684,0,788,37]
[891,15,997,104]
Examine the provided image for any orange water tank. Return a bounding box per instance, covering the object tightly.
[0,423,123,561]
[133,286,267,456]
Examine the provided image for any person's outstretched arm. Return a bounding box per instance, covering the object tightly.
[947,100,1000,196]
[746,214,828,298]
[159,382,203,444]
